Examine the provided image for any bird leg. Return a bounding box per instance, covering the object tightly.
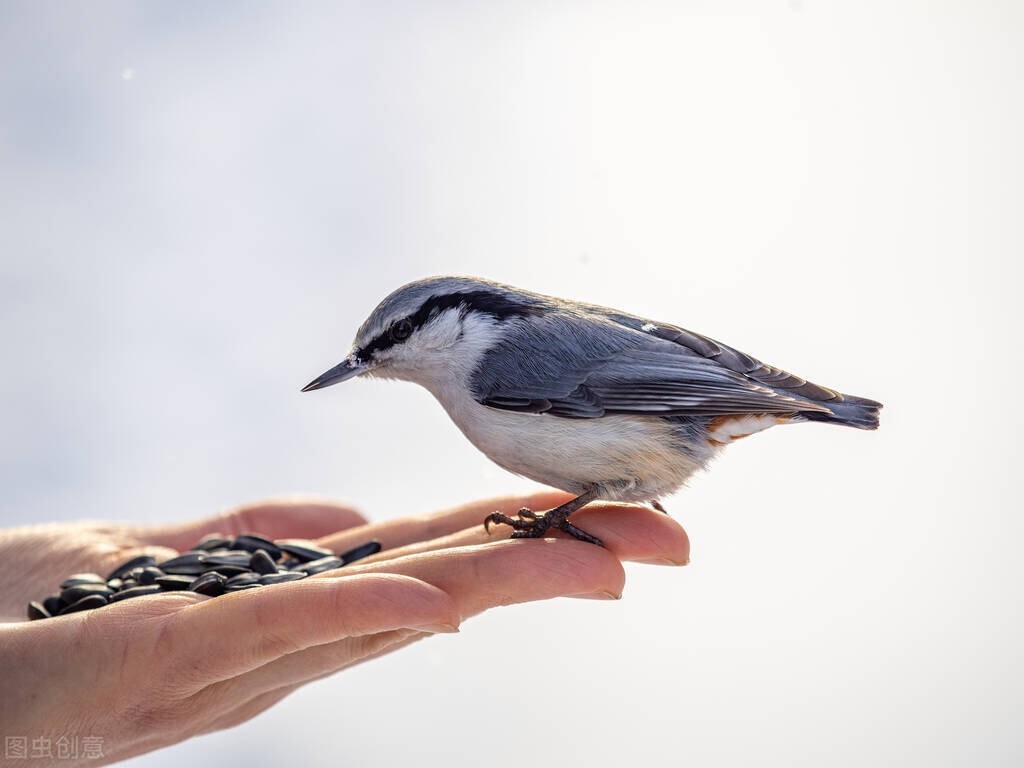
[484,490,604,547]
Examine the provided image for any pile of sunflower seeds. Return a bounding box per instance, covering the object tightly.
[28,533,381,621]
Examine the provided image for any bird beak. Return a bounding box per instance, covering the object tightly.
[301,354,369,392]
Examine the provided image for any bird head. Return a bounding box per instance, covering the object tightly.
[301,276,544,392]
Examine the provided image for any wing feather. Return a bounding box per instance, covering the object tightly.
[472,311,836,419]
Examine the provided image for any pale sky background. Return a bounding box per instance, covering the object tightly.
[1,1,1021,766]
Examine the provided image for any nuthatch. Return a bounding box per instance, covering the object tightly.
[303,276,881,546]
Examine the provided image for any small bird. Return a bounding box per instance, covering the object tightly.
[303,276,880,547]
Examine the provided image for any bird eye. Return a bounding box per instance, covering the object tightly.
[390,319,413,342]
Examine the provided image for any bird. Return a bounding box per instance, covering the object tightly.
[302,276,881,547]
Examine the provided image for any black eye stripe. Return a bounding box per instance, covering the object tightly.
[359,290,542,360]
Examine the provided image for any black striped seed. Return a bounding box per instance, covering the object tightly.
[60,584,113,604]
[200,552,252,568]
[233,535,282,560]
[43,595,64,615]
[224,573,261,588]
[137,567,163,586]
[28,601,50,620]
[194,536,232,551]
[155,575,194,590]
[249,550,278,575]
[258,572,306,585]
[157,552,207,575]
[277,540,334,562]
[109,585,163,602]
[189,572,227,596]
[339,541,382,565]
[295,556,344,575]
[205,564,251,577]
[60,573,104,589]
[59,594,109,614]
[106,555,157,581]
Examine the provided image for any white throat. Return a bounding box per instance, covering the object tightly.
[369,309,505,394]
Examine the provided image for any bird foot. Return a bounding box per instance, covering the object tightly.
[484,505,604,547]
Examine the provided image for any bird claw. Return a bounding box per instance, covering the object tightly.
[649,499,669,515]
[482,506,605,547]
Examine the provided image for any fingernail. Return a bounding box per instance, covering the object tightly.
[577,589,622,600]
[635,555,690,566]
[417,623,461,634]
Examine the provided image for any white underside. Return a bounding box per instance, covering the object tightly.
[425,380,715,502]
[707,414,780,443]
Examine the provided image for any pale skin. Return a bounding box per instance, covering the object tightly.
[0,492,689,766]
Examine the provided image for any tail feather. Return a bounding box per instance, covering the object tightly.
[801,392,882,430]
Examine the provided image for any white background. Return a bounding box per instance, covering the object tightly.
[1,2,1021,766]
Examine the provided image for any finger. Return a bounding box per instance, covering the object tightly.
[202,623,429,735]
[313,490,571,553]
[347,502,691,567]
[199,537,625,705]
[169,573,459,690]
[320,537,626,618]
[139,499,368,551]
[197,629,420,735]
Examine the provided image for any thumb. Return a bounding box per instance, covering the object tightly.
[139,498,369,552]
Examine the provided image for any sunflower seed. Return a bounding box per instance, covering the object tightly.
[295,555,344,575]
[157,552,207,575]
[259,571,306,585]
[189,572,226,596]
[339,541,382,565]
[109,585,163,602]
[137,567,163,586]
[27,601,50,620]
[249,549,278,575]
[277,540,334,562]
[60,573,104,589]
[200,552,252,568]
[59,594,109,614]
[194,536,232,551]
[43,595,64,615]
[205,564,251,577]
[225,573,261,588]
[155,575,194,590]
[232,535,282,560]
[60,584,113,604]
[225,583,264,591]
[106,555,156,581]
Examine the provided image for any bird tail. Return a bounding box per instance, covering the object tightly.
[800,393,882,430]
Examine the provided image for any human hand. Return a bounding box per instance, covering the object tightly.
[0,492,688,766]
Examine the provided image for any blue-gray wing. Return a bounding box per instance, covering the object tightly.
[470,310,843,419]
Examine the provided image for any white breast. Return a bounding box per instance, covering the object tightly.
[425,380,712,502]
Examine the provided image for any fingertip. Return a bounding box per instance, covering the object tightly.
[321,577,462,638]
[494,537,628,604]
[567,502,691,566]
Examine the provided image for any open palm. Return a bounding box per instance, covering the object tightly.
[0,492,688,766]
